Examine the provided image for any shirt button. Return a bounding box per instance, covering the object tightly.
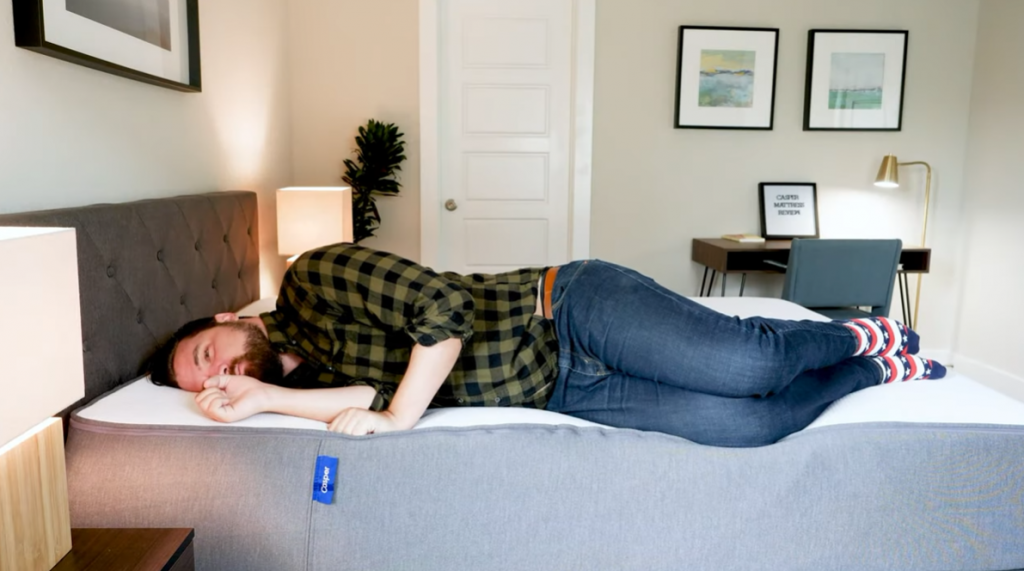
[457,398,464,404]
[494,398,501,404]
[289,339,297,345]
[326,366,334,371]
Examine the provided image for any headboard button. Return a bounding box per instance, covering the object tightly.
[223,234,229,243]
[179,295,186,306]
[195,241,201,251]
[247,227,252,236]
[156,250,164,262]
[136,312,143,324]
[211,279,218,289]
[238,270,243,279]
[106,266,115,278]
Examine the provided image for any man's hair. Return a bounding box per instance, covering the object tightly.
[148,317,219,388]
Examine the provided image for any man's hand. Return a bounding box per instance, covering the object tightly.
[195,375,272,423]
[328,408,404,436]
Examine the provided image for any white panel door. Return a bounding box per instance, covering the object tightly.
[438,0,573,274]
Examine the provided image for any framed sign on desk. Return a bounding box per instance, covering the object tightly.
[759,183,819,239]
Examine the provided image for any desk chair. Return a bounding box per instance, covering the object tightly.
[775,238,903,320]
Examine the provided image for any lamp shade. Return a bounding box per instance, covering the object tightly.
[875,154,900,188]
[277,187,354,256]
[0,227,85,448]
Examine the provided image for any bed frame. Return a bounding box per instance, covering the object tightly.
[3,192,1023,571]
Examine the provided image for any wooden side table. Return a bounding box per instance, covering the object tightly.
[53,528,194,571]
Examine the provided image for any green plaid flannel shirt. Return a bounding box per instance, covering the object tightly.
[260,244,559,411]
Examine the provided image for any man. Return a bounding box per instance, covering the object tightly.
[149,244,945,447]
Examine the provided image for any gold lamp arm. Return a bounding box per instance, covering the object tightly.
[897,160,932,328]
[899,161,932,247]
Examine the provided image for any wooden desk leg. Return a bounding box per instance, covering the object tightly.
[704,270,717,297]
[898,273,912,328]
[739,274,746,297]
[699,267,709,297]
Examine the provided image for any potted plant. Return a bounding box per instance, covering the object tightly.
[342,119,407,243]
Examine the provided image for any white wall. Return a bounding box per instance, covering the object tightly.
[591,0,980,355]
[0,0,293,295]
[954,0,1024,397]
[287,0,421,261]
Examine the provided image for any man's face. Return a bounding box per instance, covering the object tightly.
[171,322,283,392]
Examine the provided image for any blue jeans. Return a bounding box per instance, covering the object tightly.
[544,260,879,447]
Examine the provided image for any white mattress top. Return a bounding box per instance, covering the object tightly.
[76,297,1024,435]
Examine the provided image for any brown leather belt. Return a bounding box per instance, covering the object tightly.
[542,266,558,319]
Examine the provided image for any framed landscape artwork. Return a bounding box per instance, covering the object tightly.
[13,0,201,92]
[674,26,779,130]
[803,30,908,131]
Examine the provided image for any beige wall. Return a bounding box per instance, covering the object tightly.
[954,0,1024,394]
[287,0,421,261]
[591,0,979,355]
[0,0,293,295]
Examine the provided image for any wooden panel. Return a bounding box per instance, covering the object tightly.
[463,17,548,67]
[0,418,72,571]
[465,219,548,267]
[464,86,549,135]
[53,528,194,571]
[465,153,548,201]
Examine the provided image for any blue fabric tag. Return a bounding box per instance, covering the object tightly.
[312,455,338,505]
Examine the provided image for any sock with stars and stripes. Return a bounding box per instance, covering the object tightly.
[869,355,946,384]
[842,317,919,357]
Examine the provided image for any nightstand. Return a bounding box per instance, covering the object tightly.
[53,528,195,571]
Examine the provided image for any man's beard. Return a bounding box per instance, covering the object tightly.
[224,322,284,384]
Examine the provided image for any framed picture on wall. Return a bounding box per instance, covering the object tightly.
[759,183,819,240]
[803,30,908,131]
[674,26,780,130]
[12,0,201,92]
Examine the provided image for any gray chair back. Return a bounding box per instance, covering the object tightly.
[781,239,902,318]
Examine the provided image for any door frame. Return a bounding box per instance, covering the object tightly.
[418,0,596,268]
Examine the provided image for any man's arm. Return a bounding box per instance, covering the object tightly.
[195,375,377,423]
[328,337,463,435]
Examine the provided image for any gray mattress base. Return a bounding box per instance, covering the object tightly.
[66,415,1024,571]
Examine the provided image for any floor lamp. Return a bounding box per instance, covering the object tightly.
[874,154,932,328]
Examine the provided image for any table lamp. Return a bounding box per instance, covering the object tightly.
[0,227,85,571]
[277,187,354,262]
[874,154,933,328]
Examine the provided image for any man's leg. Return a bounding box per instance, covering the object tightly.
[550,357,942,447]
[550,260,909,398]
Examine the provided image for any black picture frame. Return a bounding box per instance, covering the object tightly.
[12,0,202,92]
[759,182,820,240]
[674,25,779,130]
[803,29,908,131]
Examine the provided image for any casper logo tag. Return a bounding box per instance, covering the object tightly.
[312,455,339,505]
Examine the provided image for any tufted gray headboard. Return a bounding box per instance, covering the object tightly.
[0,191,259,409]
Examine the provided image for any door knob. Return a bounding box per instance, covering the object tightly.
[445,199,458,211]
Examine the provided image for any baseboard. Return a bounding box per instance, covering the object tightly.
[953,353,1024,403]
[918,348,952,364]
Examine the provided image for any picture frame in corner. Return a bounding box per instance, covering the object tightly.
[803,29,908,131]
[12,0,202,92]
[674,25,780,130]
[758,183,819,240]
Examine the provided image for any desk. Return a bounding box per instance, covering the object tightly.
[691,238,931,326]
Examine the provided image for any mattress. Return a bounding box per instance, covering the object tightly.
[65,297,1024,571]
[76,296,1024,434]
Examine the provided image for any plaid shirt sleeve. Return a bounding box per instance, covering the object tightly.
[287,245,475,347]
